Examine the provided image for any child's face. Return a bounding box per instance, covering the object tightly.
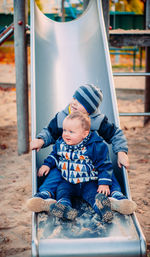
[70,98,88,114]
[62,118,89,145]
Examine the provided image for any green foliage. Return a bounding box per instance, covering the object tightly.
[126,0,144,14]
[110,0,144,14]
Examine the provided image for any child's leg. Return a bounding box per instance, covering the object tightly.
[110,173,122,192]
[109,174,137,215]
[50,179,78,220]
[82,181,113,223]
[26,167,62,212]
[39,167,63,197]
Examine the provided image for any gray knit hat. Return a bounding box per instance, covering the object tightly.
[73,84,103,114]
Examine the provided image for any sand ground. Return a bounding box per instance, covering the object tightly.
[0,63,150,257]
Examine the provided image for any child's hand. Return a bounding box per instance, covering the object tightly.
[38,165,50,177]
[30,138,44,152]
[97,185,110,196]
[118,151,129,169]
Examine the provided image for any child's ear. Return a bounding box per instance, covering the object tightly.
[84,130,89,138]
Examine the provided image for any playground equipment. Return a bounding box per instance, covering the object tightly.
[109,46,139,71]
[0,23,14,45]
[30,0,147,256]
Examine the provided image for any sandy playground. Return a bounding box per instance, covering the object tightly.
[0,61,150,257]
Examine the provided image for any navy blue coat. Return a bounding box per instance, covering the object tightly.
[43,132,113,186]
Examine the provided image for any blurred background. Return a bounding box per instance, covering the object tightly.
[0,0,147,72]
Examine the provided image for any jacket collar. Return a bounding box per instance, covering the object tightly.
[62,131,91,151]
[62,131,103,151]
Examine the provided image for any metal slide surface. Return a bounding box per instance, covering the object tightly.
[30,1,147,256]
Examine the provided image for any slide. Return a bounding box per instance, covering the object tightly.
[30,0,147,256]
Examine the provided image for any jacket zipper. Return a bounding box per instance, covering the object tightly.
[67,149,73,181]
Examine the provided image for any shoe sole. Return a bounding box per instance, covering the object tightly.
[26,197,56,212]
[95,193,113,222]
[109,197,137,215]
[50,203,66,218]
[64,207,78,220]
[102,211,113,223]
[50,203,78,220]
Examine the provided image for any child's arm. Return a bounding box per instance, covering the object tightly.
[97,185,110,196]
[38,165,50,177]
[91,140,113,187]
[40,140,60,175]
[97,116,129,168]
[30,114,61,151]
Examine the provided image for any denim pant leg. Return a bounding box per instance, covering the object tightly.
[39,167,62,198]
[82,181,98,209]
[56,179,75,207]
[110,173,122,195]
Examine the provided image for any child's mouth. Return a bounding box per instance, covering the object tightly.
[71,106,77,111]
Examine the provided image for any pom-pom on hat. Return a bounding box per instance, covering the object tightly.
[73,84,103,114]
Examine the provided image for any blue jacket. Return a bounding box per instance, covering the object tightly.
[37,105,128,154]
[43,131,113,186]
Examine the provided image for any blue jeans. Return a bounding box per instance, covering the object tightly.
[56,179,98,210]
[111,173,121,193]
[39,167,62,198]
[39,168,121,199]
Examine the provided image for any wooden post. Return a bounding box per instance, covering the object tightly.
[102,0,110,40]
[144,0,150,125]
[13,0,29,155]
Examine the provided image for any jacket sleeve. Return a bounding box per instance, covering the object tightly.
[37,114,62,148]
[43,142,59,169]
[91,142,113,186]
[97,115,128,154]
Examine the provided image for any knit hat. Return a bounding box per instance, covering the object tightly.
[73,84,103,114]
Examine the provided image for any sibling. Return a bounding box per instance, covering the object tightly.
[28,84,136,215]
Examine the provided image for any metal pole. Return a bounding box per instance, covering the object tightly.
[13,0,29,155]
[119,112,150,117]
[102,0,109,40]
[83,0,89,11]
[113,72,150,76]
[144,0,150,125]
[0,23,14,46]
[61,0,65,22]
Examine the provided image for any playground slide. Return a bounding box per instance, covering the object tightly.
[30,0,147,256]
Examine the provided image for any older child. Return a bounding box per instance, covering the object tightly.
[28,84,135,215]
[31,84,129,167]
